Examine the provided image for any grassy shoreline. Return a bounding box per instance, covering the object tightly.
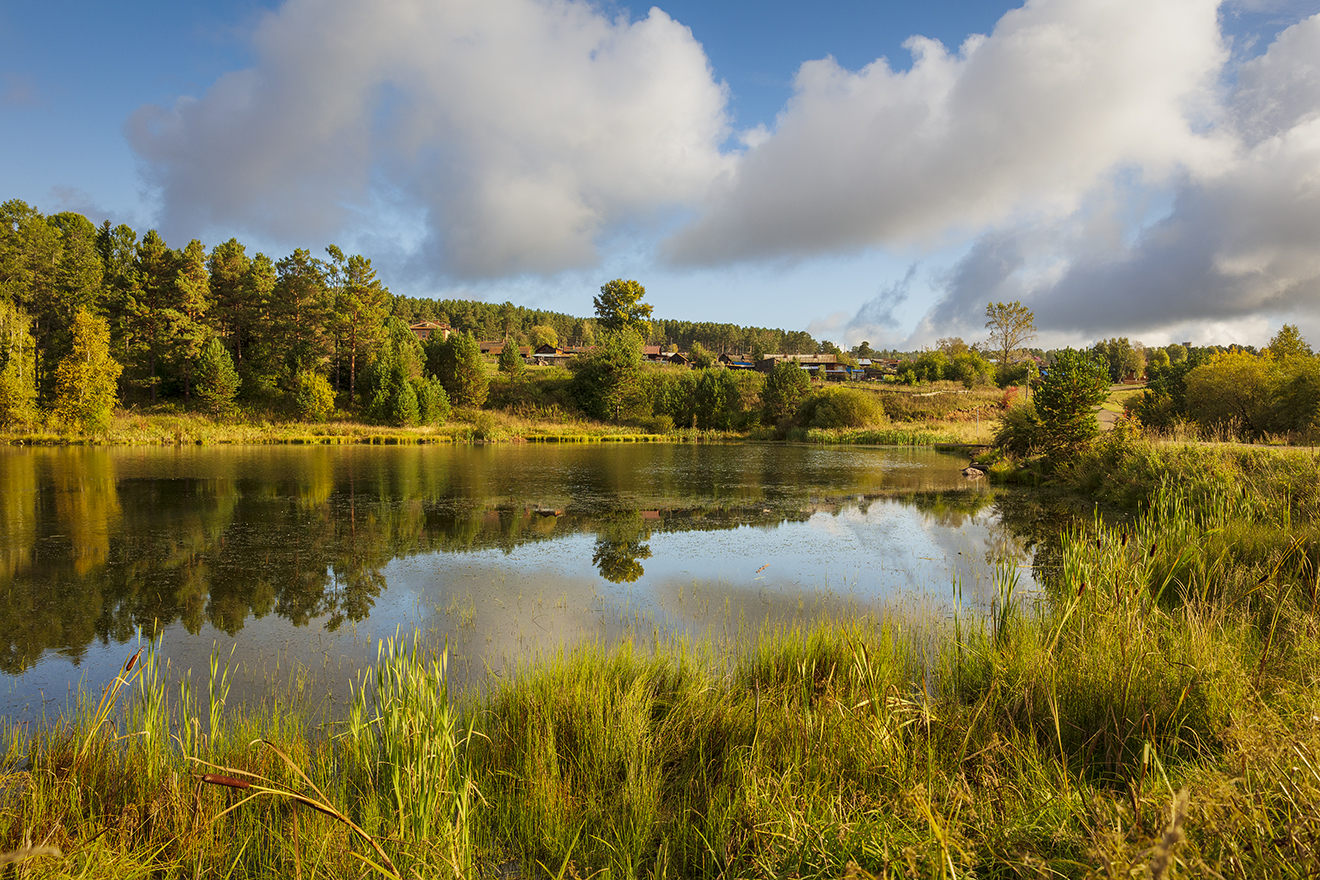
[1,401,997,448]
[3,442,1319,877]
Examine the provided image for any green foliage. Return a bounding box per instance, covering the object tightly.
[272,248,331,375]
[995,358,1036,388]
[648,366,762,430]
[1184,351,1276,438]
[1272,354,1320,436]
[432,331,489,409]
[412,376,451,425]
[687,341,715,369]
[947,350,993,387]
[911,349,948,382]
[593,279,653,336]
[529,324,558,349]
[761,358,811,424]
[985,300,1036,377]
[796,386,884,429]
[1267,323,1312,360]
[1092,336,1144,382]
[367,329,425,427]
[195,336,241,414]
[327,248,391,400]
[992,400,1042,457]
[2,201,105,401]
[497,341,524,379]
[52,309,122,434]
[1138,347,1211,429]
[1033,347,1109,460]
[0,301,38,430]
[389,378,420,426]
[590,513,652,583]
[568,329,647,422]
[291,369,335,421]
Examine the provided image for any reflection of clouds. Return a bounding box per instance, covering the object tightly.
[385,494,1039,684]
[0,444,1037,713]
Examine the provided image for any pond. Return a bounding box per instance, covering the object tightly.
[0,443,1042,719]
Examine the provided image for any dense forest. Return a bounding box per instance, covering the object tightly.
[0,200,830,423]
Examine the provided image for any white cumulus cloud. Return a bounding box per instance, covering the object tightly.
[900,12,1320,346]
[129,0,731,278]
[664,0,1231,266]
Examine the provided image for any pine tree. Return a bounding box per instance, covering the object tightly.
[325,247,389,405]
[195,336,241,414]
[436,332,489,408]
[130,230,178,403]
[272,249,330,377]
[53,309,122,434]
[169,239,212,402]
[498,340,524,383]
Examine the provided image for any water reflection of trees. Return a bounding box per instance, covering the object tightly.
[0,447,1064,672]
[591,512,653,583]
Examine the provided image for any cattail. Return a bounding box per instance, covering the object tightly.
[200,774,251,790]
[1149,542,1158,558]
[1121,532,1129,547]
[1079,582,1088,599]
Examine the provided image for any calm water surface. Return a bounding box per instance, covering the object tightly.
[0,443,1039,718]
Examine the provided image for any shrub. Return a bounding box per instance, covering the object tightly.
[292,370,335,421]
[993,401,1042,457]
[568,329,647,422]
[412,376,451,425]
[762,359,811,424]
[795,387,884,429]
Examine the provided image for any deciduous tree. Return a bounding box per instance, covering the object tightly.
[593,279,652,336]
[985,300,1036,385]
[0,300,37,429]
[1267,323,1312,360]
[762,358,811,424]
[52,309,121,434]
[569,328,646,421]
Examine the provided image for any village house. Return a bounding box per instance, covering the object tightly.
[479,341,532,358]
[754,353,838,374]
[408,320,450,341]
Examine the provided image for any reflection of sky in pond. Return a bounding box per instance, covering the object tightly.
[0,444,1040,721]
[386,498,1033,682]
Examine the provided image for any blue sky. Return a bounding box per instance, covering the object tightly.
[3,0,1320,349]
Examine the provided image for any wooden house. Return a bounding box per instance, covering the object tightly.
[409,320,450,341]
